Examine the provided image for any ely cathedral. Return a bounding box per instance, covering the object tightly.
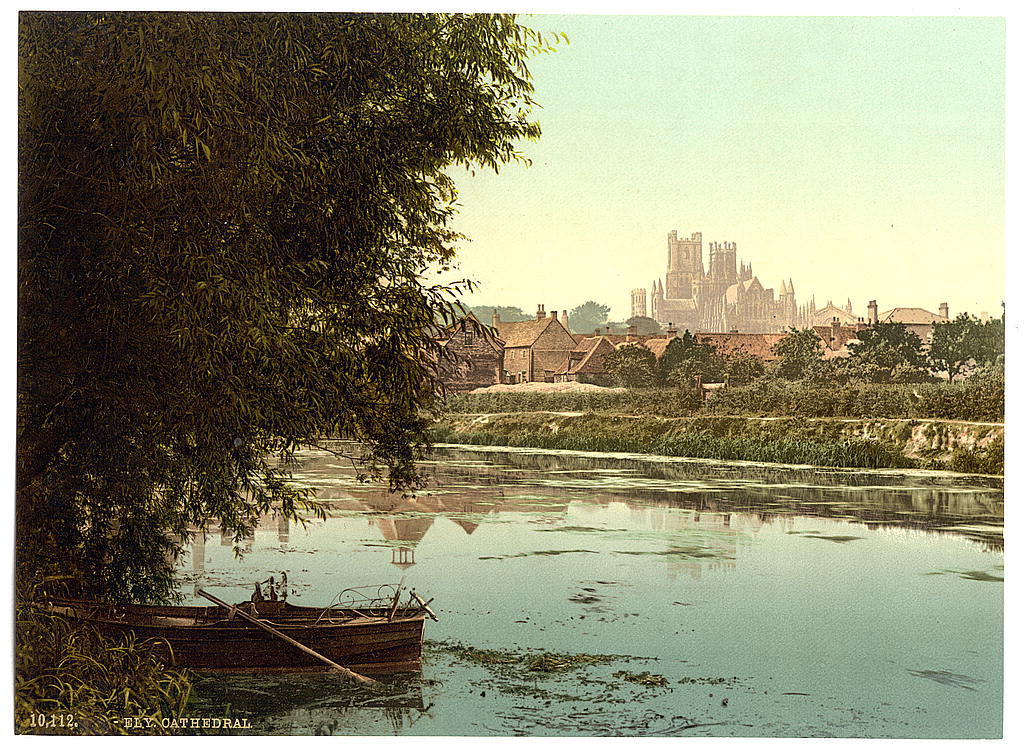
[631,230,829,333]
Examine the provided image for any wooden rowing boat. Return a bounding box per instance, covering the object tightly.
[40,589,432,674]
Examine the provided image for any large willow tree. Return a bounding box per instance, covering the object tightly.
[18,12,546,600]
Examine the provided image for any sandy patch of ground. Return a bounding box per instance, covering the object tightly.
[470,382,626,394]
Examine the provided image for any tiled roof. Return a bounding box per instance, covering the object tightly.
[640,337,673,359]
[878,307,946,325]
[568,337,617,375]
[440,312,505,349]
[573,332,652,346]
[660,298,698,311]
[694,332,792,362]
[555,337,603,376]
[495,317,559,348]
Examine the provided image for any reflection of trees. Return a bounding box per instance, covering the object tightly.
[285,446,1003,552]
[425,447,1004,550]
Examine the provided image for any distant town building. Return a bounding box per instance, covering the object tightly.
[874,304,949,341]
[634,230,858,333]
[630,288,648,319]
[553,335,618,383]
[694,332,790,363]
[493,305,578,383]
[436,257,957,390]
[435,312,505,392]
[808,299,861,327]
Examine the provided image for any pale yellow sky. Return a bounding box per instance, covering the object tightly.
[437,15,1004,322]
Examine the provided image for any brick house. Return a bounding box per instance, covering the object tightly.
[553,336,618,382]
[812,318,870,359]
[435,312,505,392]
[494,305,579,383]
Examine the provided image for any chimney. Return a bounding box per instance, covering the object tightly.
[667,322,678,339]
[627,324,637,342]
[593,328,601,336]
[550,309,558,320]
[868,300,878,324]
[939,302,949,320]
[536,304,546,321]
[604,326,611,335]
[560,310,570,330]
[492,311,501,328]
[831,317,841,345]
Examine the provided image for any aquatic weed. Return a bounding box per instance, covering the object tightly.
[613,670,669,687]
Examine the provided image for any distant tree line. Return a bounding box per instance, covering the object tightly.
[469,300,662,336]
[600,310,1004,392]
[601,331,766,393]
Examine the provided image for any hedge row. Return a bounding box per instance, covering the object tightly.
[440,375,1004,422]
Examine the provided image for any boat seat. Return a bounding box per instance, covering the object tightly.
[147,616,197,627]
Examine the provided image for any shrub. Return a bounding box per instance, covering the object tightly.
[439,375,1003,423]
[946,436,1004,475]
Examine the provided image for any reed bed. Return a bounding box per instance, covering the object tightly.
[15,598,192,735]
[431,414,915,470]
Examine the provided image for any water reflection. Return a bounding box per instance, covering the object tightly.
[180,444,1003,737]
[190,672,427,736]
[297,443,1003,553]
[186,442,1001,586]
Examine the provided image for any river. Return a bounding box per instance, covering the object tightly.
[181,444,1003,737]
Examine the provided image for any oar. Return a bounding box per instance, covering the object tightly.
[410,590,438,622]
[197,588,378,687]
[386,576,406,623]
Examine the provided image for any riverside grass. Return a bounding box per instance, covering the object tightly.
[431,413,1004,474]
[15,598,192,735]
[441,377,1004,423]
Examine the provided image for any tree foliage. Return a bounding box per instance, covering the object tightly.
[467,304,533,324]
[626,315,662,336]
[721,352,767,387]
[568,300,611,334]
[771,328,825,380]
[929,309,1005,381]
[658,331,723,386]
[603,344,658,388]
[846,322,927,383]
[18,12,549,600]
[929,313,978,381]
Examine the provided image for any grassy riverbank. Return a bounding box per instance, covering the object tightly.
[441,377,1004,423]
[15,596,192,735]
[431,412,1004,474]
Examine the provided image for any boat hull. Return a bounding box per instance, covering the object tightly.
[42,598,427,673]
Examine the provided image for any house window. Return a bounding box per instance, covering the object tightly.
[463,329,475,345]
